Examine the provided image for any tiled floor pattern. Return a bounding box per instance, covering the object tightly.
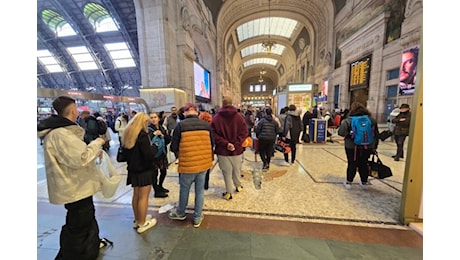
[37,129,422,259]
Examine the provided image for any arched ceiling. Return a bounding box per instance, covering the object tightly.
[37,0,346,98]
[217,0,345,90]
[37,0,141,96]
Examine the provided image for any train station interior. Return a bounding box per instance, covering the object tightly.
[0,0,455,258]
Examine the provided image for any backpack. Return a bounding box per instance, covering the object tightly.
[151,135,165,158]
[350,115,374,146]
[149,126,166,158]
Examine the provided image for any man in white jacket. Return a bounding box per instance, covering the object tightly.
[37,96,108,259]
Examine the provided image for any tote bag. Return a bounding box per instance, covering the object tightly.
[97,151,122,198]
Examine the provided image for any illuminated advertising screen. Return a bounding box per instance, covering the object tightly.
[399,45,420,95]
[193,61,211,99]
[349,55,371,91]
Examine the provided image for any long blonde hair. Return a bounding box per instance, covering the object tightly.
[121,112,149,149]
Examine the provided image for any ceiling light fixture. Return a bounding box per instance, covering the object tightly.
[258,74,264,83]
[261,0,275,54]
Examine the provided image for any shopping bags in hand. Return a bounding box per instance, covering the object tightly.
[97,151,122,198]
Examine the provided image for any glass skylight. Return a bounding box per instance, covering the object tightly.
[105,42,136,68]
[243,58,278,68]
[241,43,286,58]
[41,9,77,37]
[37,49,64,73]
[236,17,298,42]
[84,3,119,32]
[67,46,99,71]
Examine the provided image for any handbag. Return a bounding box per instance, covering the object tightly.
[274,138,291,154]
[116,145,127,162]
[97,151,122,198]
[368,153,393,179]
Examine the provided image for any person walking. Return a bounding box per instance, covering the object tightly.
[211,96,248,201]
[122,112,158,233]
[254,107,280,171]
[282,104,303,165]
[392,103,411,161]
[338,101,379,190]
[168,103,214,228]
[37,96,108,259]
[148,112,170,198]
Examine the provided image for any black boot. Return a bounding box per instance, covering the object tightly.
[152,183,168,198]
[158,169,169,192]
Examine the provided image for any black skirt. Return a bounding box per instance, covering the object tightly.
[127,170,155,187]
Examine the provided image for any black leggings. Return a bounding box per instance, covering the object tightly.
[283,138,298,163]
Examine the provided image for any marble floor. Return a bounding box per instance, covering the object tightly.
[37,128,423,259]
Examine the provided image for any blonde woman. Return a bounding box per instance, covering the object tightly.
[121,112,158,233]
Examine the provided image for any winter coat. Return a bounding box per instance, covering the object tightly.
[284,110,303,141]
[211,106,248,156]
[171,115,214,173]
[392,111,411,136]
[37,115,104,205]
[255,115,280,141]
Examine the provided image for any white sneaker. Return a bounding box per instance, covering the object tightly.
[343,181,352,190]
[137,218,157,234]
[133,214,152,229]
[280,161,290,166]
[359,182,369,190]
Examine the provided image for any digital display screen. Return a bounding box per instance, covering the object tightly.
[193,61,211,99]
[349,55,371,90]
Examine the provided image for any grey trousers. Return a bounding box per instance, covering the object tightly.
[217,154,243,194]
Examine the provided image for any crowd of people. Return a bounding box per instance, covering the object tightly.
[37,95,411,259]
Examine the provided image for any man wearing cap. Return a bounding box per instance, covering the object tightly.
[210,96,248,200]
[37,96,107,259]
[391,104,411,161]
[168,102,214,228]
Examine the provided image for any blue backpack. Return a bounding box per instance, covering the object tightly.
[350,115,374,146]
[149,126,166,158]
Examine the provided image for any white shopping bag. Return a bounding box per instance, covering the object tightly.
[97,151,122,198]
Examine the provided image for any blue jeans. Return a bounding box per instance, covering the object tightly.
[176,171,206,222]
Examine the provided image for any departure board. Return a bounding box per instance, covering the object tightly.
[349,55,371,90]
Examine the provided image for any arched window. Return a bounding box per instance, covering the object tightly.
[41,9,76,37]
[84,3,118,32]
